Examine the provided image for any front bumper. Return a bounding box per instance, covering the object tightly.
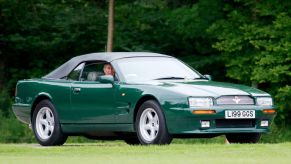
[164,104,276,134]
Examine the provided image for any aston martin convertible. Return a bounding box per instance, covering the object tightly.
[12,52,276,146]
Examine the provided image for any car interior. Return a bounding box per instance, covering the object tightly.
[67,61,119,82]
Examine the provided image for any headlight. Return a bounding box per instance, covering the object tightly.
[188,97,213,108]
[256,97,273,106]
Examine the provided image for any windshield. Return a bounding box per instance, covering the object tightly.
[115,57,203,83]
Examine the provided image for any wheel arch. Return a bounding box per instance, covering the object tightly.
[31,93,53,121]
[133,94,160,127]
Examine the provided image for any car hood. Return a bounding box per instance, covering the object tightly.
[136,80,270,97]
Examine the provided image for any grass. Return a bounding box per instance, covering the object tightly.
[1,142,291,164]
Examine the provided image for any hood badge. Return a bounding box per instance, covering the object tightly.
[232,96,241,104]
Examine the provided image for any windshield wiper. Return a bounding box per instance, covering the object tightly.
[155,77,185,80]
[193,77,208,80]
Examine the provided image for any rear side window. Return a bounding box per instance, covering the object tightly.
[67,63,85,81]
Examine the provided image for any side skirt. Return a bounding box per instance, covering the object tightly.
[61,123,134,134]
[173,134,222,138]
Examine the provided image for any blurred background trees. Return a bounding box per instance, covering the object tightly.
[0,0,290,142]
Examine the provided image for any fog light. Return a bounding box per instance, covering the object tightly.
[201,120,210,128]
[261,120,269,127]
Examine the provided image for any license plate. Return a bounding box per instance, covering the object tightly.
[225,110,255,119]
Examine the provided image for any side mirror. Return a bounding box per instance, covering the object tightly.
[204,74,212,81]
[99,75,114,84]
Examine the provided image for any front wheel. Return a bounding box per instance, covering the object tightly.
[136,100,172,145]
[225,133,261,144]
[32,100,67,146]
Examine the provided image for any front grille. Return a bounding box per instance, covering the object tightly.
[216,96,254,105]
[216,119,256,128]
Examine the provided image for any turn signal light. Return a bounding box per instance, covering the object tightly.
[192,110,216,114]
[263,109,276,114]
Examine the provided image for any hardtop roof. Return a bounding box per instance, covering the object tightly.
[76,52,169,62]
[43,52,171,79]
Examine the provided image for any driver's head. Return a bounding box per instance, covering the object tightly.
[103,63,115,76]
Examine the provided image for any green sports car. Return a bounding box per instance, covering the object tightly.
[12,52,276,146]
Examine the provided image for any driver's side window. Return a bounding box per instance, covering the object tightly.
[80,63,104,81]
[68,61,118,81]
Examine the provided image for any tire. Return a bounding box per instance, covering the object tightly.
[32,100,68,146]
[135,100,172,145]
[225,133,261,144]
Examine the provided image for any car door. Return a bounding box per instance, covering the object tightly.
[69,62,116,123]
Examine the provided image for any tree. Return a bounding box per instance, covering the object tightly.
[106,0,115,52]
[208,0,291,125]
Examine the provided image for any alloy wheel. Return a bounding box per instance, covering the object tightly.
[139,108,159,142]
[35,107,55,140]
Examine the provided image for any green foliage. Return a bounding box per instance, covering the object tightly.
[179,55,228,82]
[113,0,225,57]
[0,89,12,117]
[1,0,108,92]
[114,3,170,52]
[1,0,224,90]
[261,124,291,143]
[208,0,291,125]
[0,90,35,143]
[275,86,291,125]
[165,0,224,55]
[0,114,35,143]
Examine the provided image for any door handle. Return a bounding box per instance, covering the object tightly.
[73,87,81,93]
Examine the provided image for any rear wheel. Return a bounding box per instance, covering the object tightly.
[32,100,67,146]
[136,100,172,145]
[226,133,261,143]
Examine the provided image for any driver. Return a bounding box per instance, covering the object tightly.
[103,63,115,76]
